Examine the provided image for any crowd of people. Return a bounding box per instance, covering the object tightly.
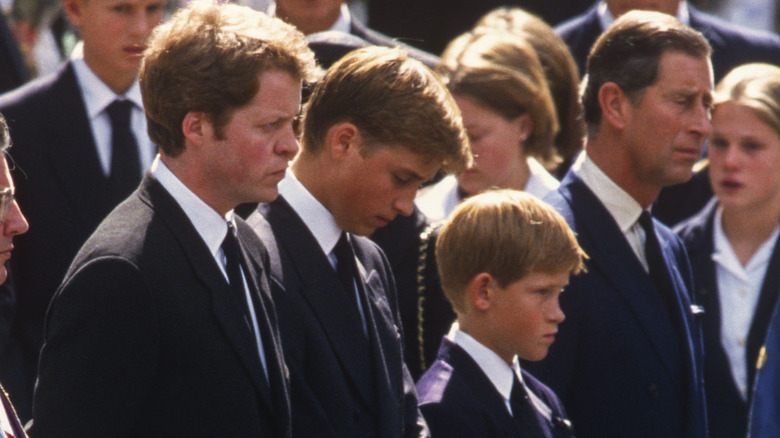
[0,0,778,437]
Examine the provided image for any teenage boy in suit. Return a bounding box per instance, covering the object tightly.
[416,189,584,438]
[30,2,319,436]
[248,46,470,438]
[524,11,712,438]
[0,0,165,418]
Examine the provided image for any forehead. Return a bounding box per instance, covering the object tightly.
[652,51,712,93]
[368,144,439,179]
[0,155,12,189]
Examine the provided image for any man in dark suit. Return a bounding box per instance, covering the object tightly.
[557,0,780,225]
[0,0,165,419]
[270,0,438,67]
[557,0,780,83]
[248,46,470,437]
[524,11,712,438]
[0,113,31,438]
[30,2,318,436]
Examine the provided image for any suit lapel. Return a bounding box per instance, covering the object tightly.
[140,177,274,410]
[747,232,780,396]
[438,339,518,436]
[561,175,684,394]
[261,198,376,408]
[43,62,114,224]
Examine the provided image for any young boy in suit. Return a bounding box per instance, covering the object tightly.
[416,189,585,438]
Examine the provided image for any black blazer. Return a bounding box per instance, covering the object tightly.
[0,61,138,419]
[417,338,574,438]
[675,199,780,438]
[1,384,27,438]
[248,197,427,438]
[556,4,780,82]
[524,172,707,438]
[31,176,290,437]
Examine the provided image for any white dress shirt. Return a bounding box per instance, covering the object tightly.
[448,326,552,420]
[573,153,650,271]
[151,157,268,377]
[415,157,560,223]
[277,170,368,331]
[71,50,155,177]
[712,207,779,399]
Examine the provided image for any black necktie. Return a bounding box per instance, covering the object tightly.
[106,99,141,203]
[510,375,544,437]
[222,223,254,332]
[638,211,679,323]
[333,233,368,335]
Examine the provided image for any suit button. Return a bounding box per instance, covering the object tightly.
[648,384,659,398]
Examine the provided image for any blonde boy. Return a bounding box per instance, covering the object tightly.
[417,189,584,438]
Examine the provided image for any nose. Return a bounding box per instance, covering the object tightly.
[549,296,565,324]
[275,125,300,159]
[690,102,712,138]
[392,191,415,217]
[3,201,28,237]
[722,144,741,170]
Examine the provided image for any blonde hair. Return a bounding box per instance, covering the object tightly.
[713,63,780,138]
[475,7,584,165]
[436,189,586,313]
[437,30,559,168]
[141,0,319,157]
[301,46,471,174]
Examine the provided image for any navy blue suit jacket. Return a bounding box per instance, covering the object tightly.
[0,61,135,420]
[675,199,780,438]
[556,4,780,82]
[417,338,573,438]
[748,298,780,438]
[32,176,290,437]
[524,172,707,438]
[248,197,427,438]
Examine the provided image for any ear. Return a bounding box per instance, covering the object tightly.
[63,0,84,27]
[516,113,533,144]
[323,122,360,160]
[598,82,630,131]
[467,272,495,311]
[181,111,207,148]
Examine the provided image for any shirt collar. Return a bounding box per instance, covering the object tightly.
[151,156,234,259]
[449,327,523,403]
[598,0,690,30]
[278,169,343,255]
[267,2,352,33]
[573,153,643,233]
[712,206,780,280]
[71,55,143,120]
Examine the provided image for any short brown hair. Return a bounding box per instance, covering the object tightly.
[300,46,471,174]
[475,7,585,165]
[582,10,711,133]
[438,30,559,167]
[713,63,780,138]
[436,189,586,313]
[140,0,319,157]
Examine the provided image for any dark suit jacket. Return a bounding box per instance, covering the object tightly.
[1,384,27,438]
[674,198,780,438]
[248,197,427,438]
[748,298,780,438]
[0,61,139,419]
[417,338,573,438]
[30,176,290,437]
[556,4,780,82]
[305,20,439,72]
[524,171,707,438]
